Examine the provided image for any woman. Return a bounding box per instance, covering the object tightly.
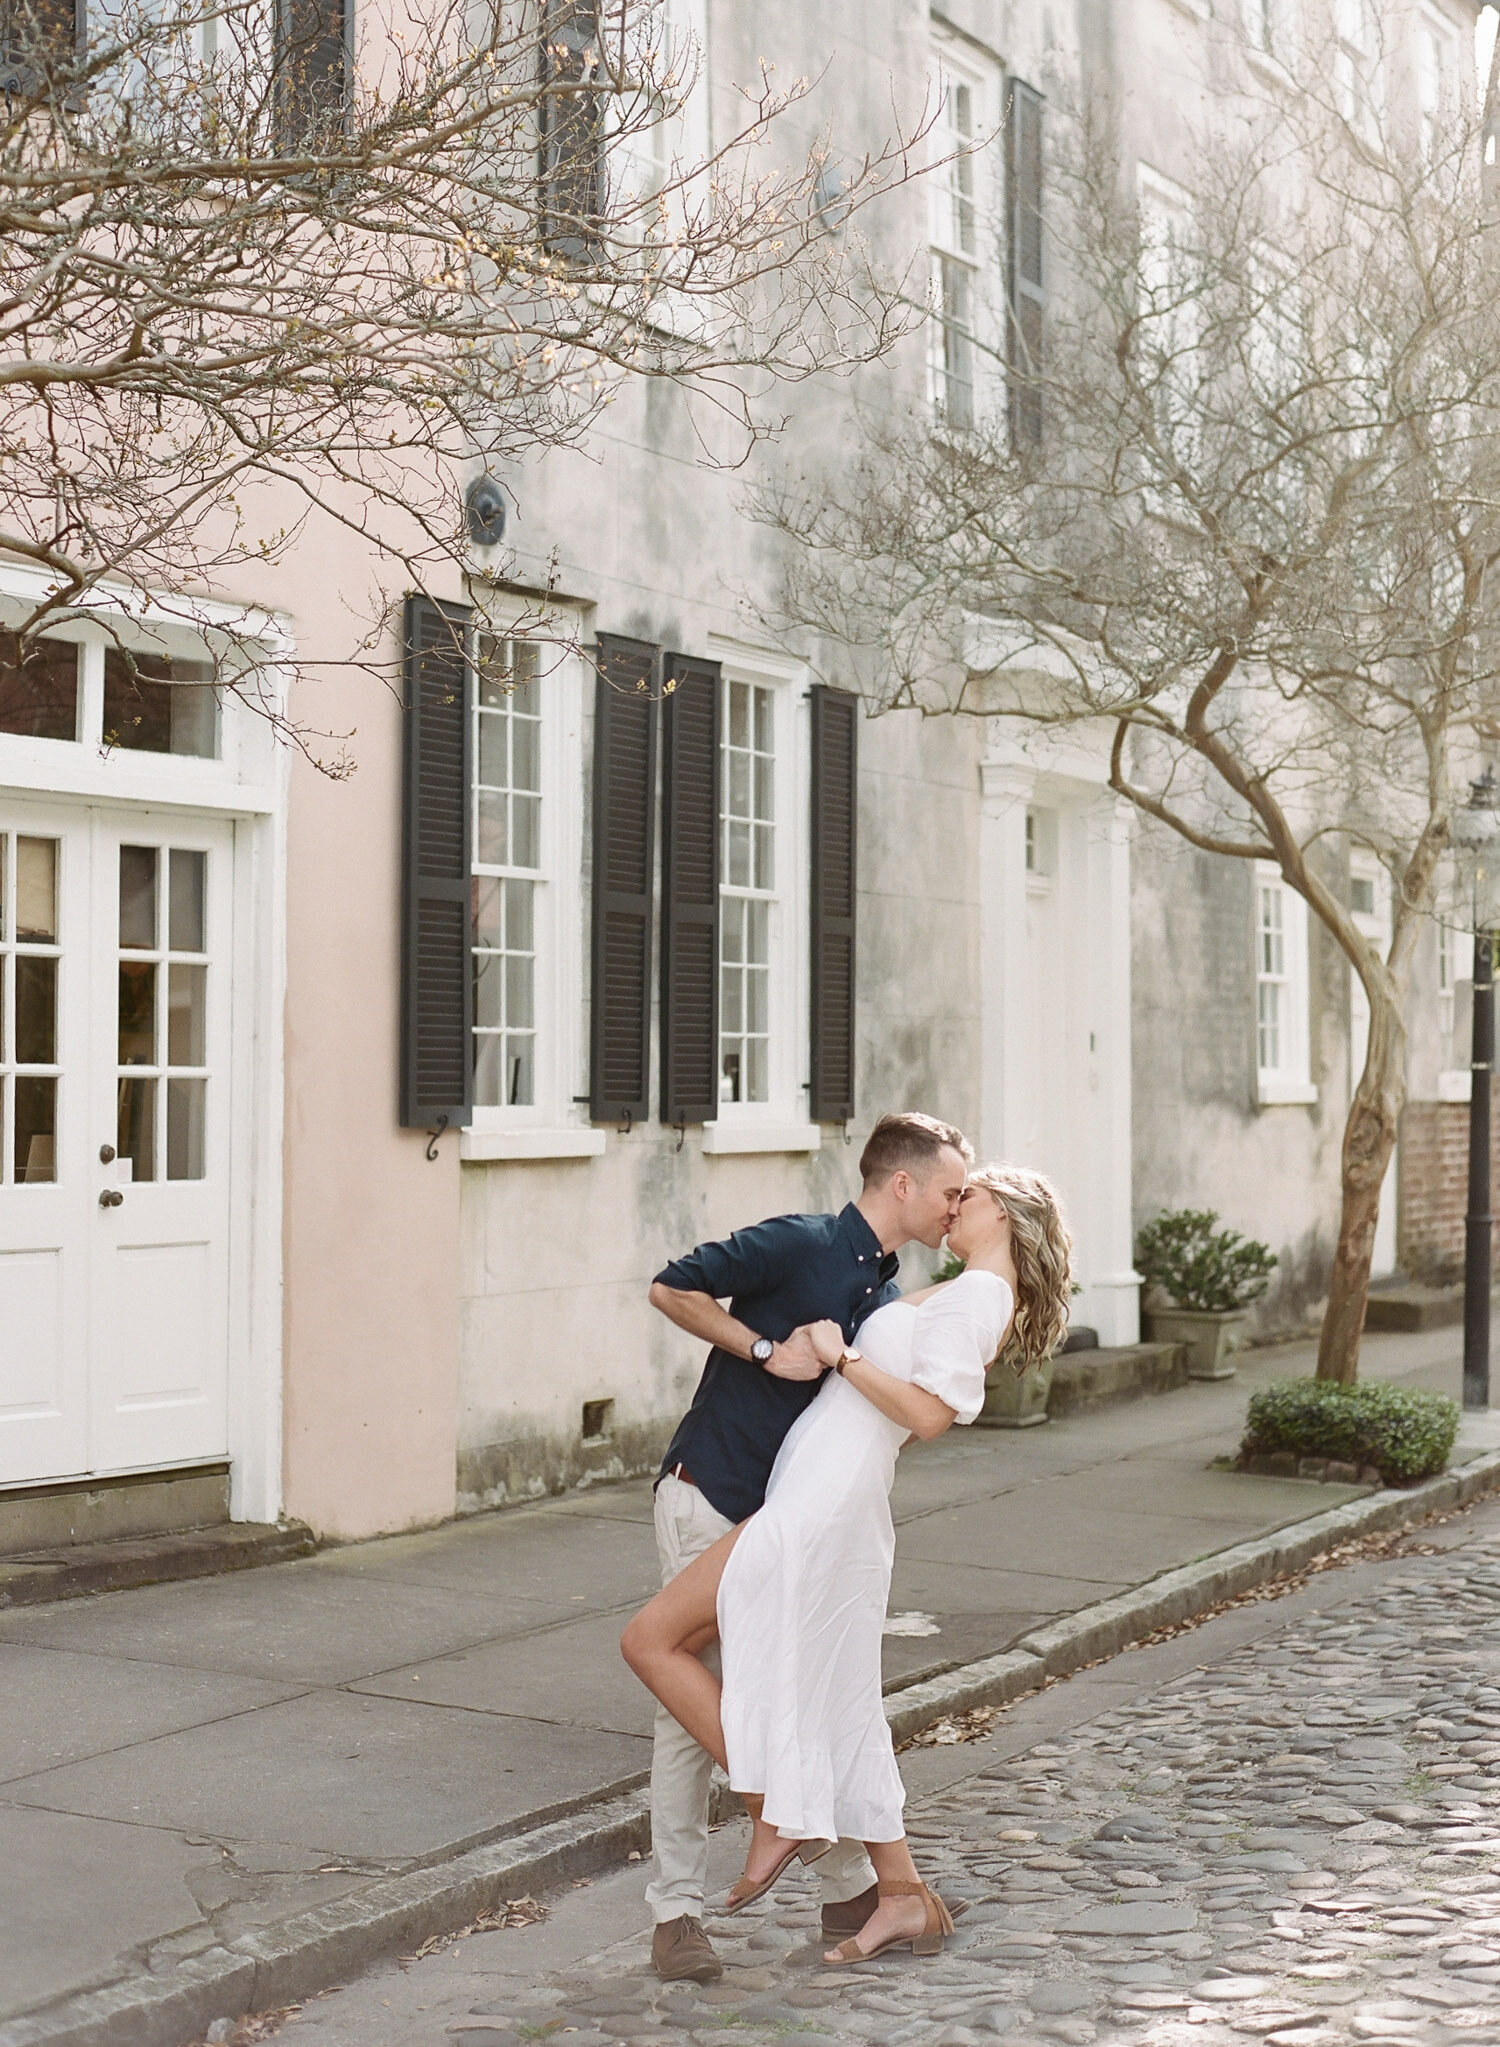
[622,1164,1072,1966]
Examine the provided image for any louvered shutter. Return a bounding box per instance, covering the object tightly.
[1005,77,1046,450]
[276,0,348,141]
[590,636,658,1122]
[809,685,858,1124]
[539,0,604,259]
[0,0,77,95]
[660,655,721,1124]
[400,596,474,1131]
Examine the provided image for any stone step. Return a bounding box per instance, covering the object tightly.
[0,1460,232,1557]
[0,1519,317,1609]
[1047,1340,1190,1416]
[1363,1284,1465,1332]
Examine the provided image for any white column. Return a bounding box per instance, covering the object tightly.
[1081,794,1140,1345]
[978,759,1035,1163]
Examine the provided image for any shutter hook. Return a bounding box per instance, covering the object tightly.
[425,1113,449,1162]
[618,1107,634,1136]
[841,1120,852,1147]
[674,1119,686,1154]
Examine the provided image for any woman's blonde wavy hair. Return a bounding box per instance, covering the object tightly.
[967,1162,1074,1372]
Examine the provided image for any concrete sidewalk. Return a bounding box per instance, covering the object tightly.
[0,1323,1483,2038]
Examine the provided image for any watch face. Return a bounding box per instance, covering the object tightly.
[752,1337,774,1364]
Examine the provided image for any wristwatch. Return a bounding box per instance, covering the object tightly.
[750,1337,775,1366]
[835,1347,863,1376]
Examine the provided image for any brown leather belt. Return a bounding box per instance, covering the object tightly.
[668,1462,697,1488]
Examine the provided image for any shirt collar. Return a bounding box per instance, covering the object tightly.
[838,1202,891,1270]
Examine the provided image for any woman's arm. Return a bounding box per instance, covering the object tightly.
[806,1320,957,1441]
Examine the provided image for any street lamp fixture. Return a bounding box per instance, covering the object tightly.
[1449,766,1500,1411]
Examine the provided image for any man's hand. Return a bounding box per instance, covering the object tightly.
[761,1324,826,1382]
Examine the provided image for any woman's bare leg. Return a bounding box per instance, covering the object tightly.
[822,1837,928,1962]
[622,1526,818,1891]
[621,1526,743,1768]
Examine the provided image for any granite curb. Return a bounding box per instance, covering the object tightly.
[8,1445,1500,2047]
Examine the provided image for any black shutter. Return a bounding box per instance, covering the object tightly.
[276,0,349,142]
[539,0,604,260]
[1006,77,1046,450]
[809,685,858,1124]
[400,596,473,1131]
[660,655,721,1124]
[0,0,78,96]
[590,635,658,1122]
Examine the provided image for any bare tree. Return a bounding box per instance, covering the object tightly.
[0,0,920,725]
[755,49,1500,1383]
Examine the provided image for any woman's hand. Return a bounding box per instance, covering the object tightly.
[808,1319,846,1368]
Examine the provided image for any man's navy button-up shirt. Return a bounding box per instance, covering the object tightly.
[654,1202,901,1525]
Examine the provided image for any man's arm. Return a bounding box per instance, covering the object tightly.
[648,1282,822,1377]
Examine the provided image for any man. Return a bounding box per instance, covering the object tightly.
[644,1111,972,1984]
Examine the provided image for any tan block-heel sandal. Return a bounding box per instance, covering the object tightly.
[822,1879,955,1963]
[722,1793,833,1915]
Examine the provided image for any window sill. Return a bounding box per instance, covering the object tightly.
[701,1120,823,1156]
[460,1128,608,1162]
[1256,1077,1318,1106]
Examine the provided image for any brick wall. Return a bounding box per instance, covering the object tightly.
[1399,1099,1500,1282]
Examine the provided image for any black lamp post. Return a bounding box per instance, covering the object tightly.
[1451,767,1500,1412]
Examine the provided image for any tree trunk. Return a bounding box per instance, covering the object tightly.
[1315,989,1406,1385]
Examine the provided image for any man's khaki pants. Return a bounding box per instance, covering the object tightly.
[646,1472,878,1925]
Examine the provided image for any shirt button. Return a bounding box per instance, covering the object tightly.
[865,1286,872,1294]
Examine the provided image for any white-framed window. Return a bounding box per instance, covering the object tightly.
[0,633,220,759]
[927,34,1002,431]
[1335,0,1381,142]
[1416,7,1459,162]
[463,619,597,1160]
[1255,863,1316,1103]
[610,0,708,302]
[702,644,815,1154]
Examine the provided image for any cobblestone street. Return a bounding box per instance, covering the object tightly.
[240,1495,1500,2047]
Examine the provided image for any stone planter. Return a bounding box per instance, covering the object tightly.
[975,1354,1054,1428]
[1142,1306,1246,1381]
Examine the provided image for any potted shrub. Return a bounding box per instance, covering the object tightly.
[1136,1208,1277,1381]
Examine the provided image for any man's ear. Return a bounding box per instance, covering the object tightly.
[889,1169,911,1203]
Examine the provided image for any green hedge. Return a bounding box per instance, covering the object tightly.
[1241,1378,1459,1485]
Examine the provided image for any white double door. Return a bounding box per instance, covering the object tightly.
[1,799,235,1484]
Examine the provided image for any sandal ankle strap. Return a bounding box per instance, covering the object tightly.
[877,1879,926,1897]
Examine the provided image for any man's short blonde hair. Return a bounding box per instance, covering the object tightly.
[858,1112,973,1187]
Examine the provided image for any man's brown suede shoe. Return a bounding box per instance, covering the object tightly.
[652,1915,724,1983]
[820,1886,969,1939]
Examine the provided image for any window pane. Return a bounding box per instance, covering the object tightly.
[477,637,512,708]
[511,795,541,869]
[754,825,774,892]
[747,965,769,1036]
[15,956,57,1065]
[729,681,750,749]
[477,790,508,865]
[727,820,751,889]
[477,710,509,788]
[745,1037,767,1103]
[505,953,534,1029]
[512,716,541,793]
[119,846,158,949]
[0,836,6,942]
[753,687,772,754]
[721,1048,742,1103]
[166,1077,205,1179]
[169,851,206,952]
[15,1075,56,1181]
[722,896,743,963]
[474,953,503,1028]
[117,1075,155,1181]
[17,837,58,942]
[167,964,206,1066]
[0,955,6,1063]
[0,638,79,742]
[753,753,774,822]
[473,1032,505,1106]
[505,878,534,951]
[747,898,770,963]
[722,963,742,1032]
[473,876,502,947]
[102,651,218,758]
[119,961,157,1065]
[504,1037,534,1106]
[729,750,751,818]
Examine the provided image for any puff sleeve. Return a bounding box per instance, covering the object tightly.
[909,1271,1013,1425]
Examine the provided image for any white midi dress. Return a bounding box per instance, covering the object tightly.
[717,1270,1012,1846]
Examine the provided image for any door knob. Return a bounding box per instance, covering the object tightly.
[98,1188,124,1208]
[99,1144,116,1164]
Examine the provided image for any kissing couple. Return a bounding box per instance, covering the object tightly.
[622,1111,1073,1981]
